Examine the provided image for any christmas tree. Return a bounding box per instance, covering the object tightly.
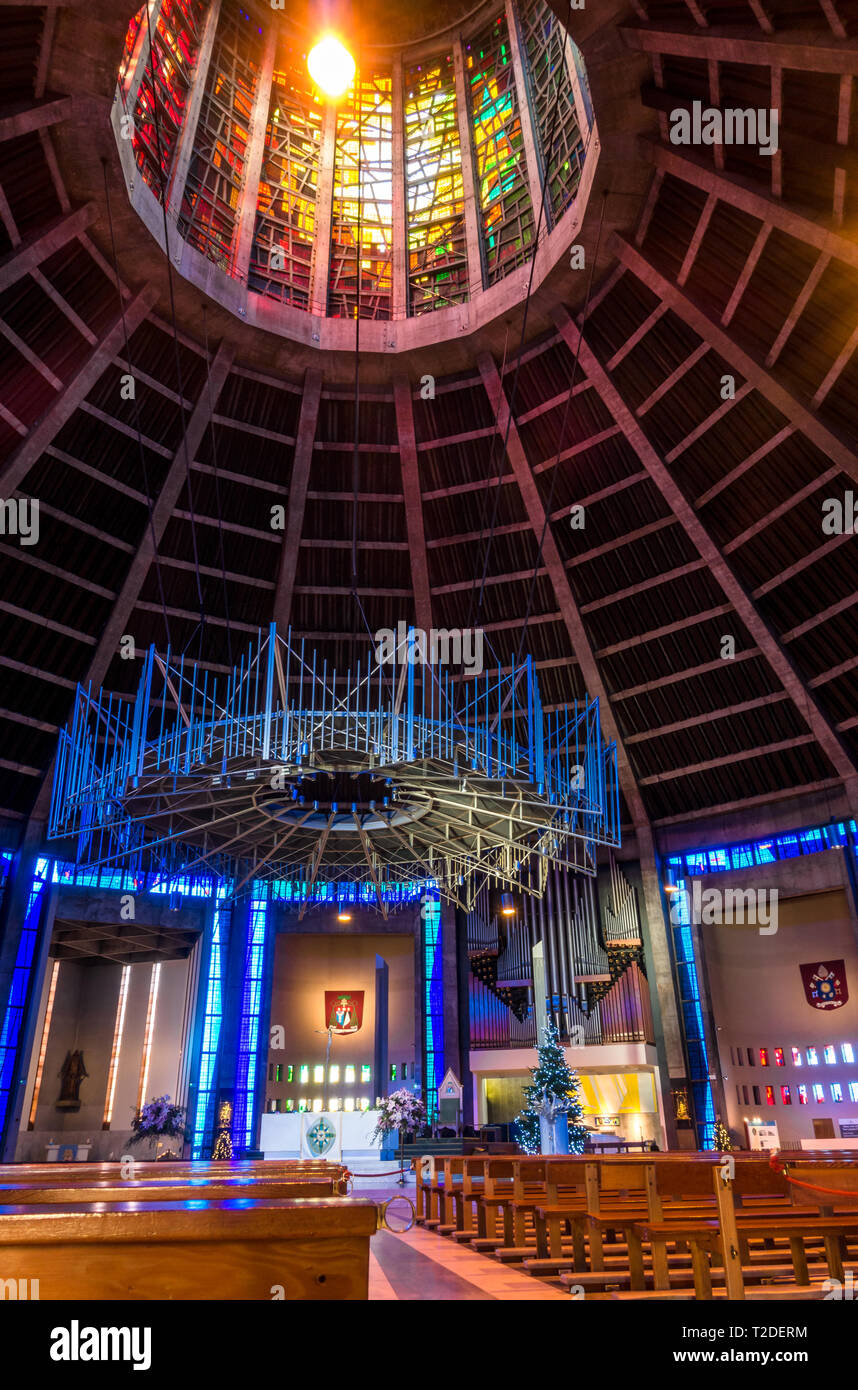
[713,1116,733,1153]
[514,1018,589,1155]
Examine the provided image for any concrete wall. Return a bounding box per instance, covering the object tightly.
[16,955,192,1161]
[469,1041,665,1145]
[704,881,858,1146]
[266,931,416,1112]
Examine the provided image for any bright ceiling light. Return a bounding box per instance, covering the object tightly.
[308,35,355,99]
[337,910,352,922]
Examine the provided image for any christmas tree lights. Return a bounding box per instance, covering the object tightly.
[514,1018,589,1154]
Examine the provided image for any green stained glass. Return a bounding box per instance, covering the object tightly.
[249,50,323,311]
[466,13,534,286]
[519,0,585,225]
[329,72,394,321]
[405,53,470,315]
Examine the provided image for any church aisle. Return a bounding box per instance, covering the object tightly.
[369,1225,568,1301]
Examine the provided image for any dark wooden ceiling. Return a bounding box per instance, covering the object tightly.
[1,0,858,861]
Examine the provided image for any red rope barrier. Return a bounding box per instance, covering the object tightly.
[344,1166,412,1177]
[769,1149,858,1198]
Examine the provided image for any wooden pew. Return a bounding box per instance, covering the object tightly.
[0,1158,351,1200]
[634,1158,858,1299]
[447,1156,499,1241]
[431,1157,468,1234]
[0,1174,342,1205]
[0,1196,379,1300]
[0,1159,338,1176]
[414,1155,486,1234]
[530,1155,798,1290]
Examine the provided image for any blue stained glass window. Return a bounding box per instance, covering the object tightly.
[232,889,269,1150]
[423,890,443,1121]
[667,873,716,1149]
[0,859,50,1140]
[192,890,230,1158]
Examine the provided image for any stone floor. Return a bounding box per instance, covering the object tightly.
[351,1174,567,1301]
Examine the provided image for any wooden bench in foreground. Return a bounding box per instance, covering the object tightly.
[0,1196,378,1300]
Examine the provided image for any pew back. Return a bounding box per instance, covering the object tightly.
[0,1197,378,1300]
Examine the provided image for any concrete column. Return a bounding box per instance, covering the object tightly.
[375,953,390,1103]
[0,827,44,1008]
[441,900,461,1084]
[504,0,548,233]
[687,897,731,1143]
[250,896,276,1153]
[311,101,338,317]
[215,893,251,1140]
[841,825,858,951]
[635,828,684,1149]
[413,914,424,1105]
[391,56,408,320]
[165,0,223,229]
[456,907,473,1127]
[452,37,485,295]
[179,900,214,1153]
[233,24,277,286]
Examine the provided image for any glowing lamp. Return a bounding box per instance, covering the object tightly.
[500,892,515,917]
[337,911,352,922]
[308,36,355,99]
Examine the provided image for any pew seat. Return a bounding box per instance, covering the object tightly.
[635,1215,858,1296]
[607,1286,831,1301]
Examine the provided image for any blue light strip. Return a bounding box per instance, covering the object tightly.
[659,819,854,1149]
[667,820,857,879]
[191,889,229,1159]
[423,891,443,1120]
[232,889,269,1151]
[49,858,428,906]
[0,858,49,1140]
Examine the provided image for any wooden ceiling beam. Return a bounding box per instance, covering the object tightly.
[0,283,157,495]
[395,376,433,636]
[638,735,816,786]
[272,367,322,631]
[621,25,858,70]
[477,350,651,832]
[625,691,792,744]
[555,301,858,797]
[611,234,858,486]
[0,95,73,142]
[644,140,858,273]
[652,778,844,827]
[0,203,95,293]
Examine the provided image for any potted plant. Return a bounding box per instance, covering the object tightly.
[129,1095,189,1161]
[369,1089,427,1185]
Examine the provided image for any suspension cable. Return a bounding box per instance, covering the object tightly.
[143,1,207,663]
[201,302,234,669]
[101,156,172,654]
[466,11,575,633]
[516,188,608,665]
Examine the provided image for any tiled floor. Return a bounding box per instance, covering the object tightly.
[356,1178,567,1301]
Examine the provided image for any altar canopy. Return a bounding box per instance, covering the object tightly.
[48,624,620,912]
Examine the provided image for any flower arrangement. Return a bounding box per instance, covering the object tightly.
[369,1088,426,1147]
[129,1095,189,1151]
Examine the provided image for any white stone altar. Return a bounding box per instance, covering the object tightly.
[260,1109,384,1162]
